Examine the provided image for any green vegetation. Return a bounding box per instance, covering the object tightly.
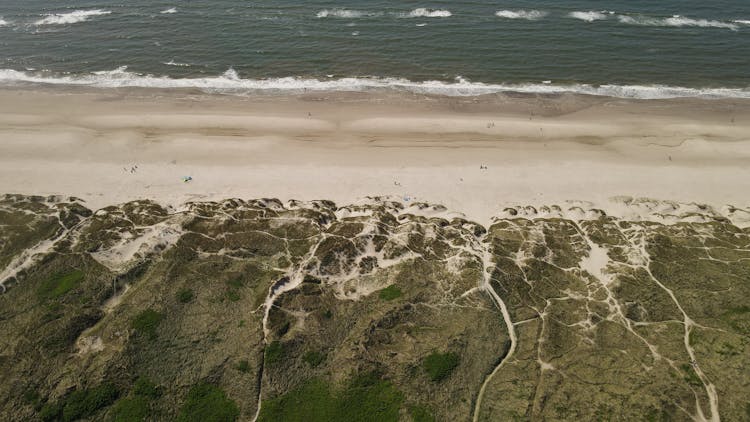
[226,277,244,289]
[265,341,284,364]
[39,403,62,421]
[7,195,750,422]
[131,309,164,339]
[236,360,250,373]
[177,288,194,303]
[423,351,460,382]
[37,270,84,301]
[303,351,326,368]
[378,285,403,301]
[258,372,403,422]
[110,377,160,422]
[226,289,241,302]
[257,379,332,421]
[722,306,750,332]
[22,389,41,408]
[40,383,119,422]
[409,405,436,422]
[681,364,703,387]
[176,383,239,422]
[111,396,149,422]
[132,377,160,399]
[276,321,291,336]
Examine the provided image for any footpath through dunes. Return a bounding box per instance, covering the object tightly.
[0,194,749,421]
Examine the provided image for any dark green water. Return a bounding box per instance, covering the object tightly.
[0,0,748,97]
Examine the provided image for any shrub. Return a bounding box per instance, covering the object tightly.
[409,405,436,422]
[226,277,244,289]
[45,383,119,422]
[258,372,403,422]
[265,341,284,364]
[39,402,62,422]
[131,309,164,339]
[22,389,41,407]
[110,377,160,422]
[132,377,160,399]
[378,285,402,301]
[111,396,149,422]
[177,289,194,303]
[226,289,241,302]
[276,321,291,337]
[37,270,84,301]
[258,379,334,422]
[237,360,251,373]
[423,351,460,382]
[303,351,326,368]
[681,363,702,387]
[177,383,239,422]
[341,372,403,422]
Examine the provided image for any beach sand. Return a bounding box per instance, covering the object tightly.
[0,86,749,224]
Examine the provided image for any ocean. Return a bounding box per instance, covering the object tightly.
[0,0,748,98]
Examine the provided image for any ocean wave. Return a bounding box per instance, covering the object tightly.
[568,11,612,22]
[163,60,190,67]
[495,10,547,20]
[618,15,738,30]
[160,8,177,14]
[0,18,8,26]
[35,9,111,25]
[316,9,377,19]
[0,68,748,100]
[734,20,750,25]
[402,8,451,18]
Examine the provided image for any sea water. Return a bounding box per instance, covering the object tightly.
[0,0,748,98]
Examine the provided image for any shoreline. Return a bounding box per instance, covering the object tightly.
[1,86,749,225]
[1,71,750,100]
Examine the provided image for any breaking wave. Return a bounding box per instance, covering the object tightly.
[568,11,612,22]
[160,8,177,15]
[316,9,377,19]
[163,60,190,67]
[0,67,749,100]
[35,9,111,26]
[0,18,8,27]
[618,15,738,30]
[495,10,547,20]
[402,8,452,18]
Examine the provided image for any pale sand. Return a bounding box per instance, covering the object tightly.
[0,87,749,224]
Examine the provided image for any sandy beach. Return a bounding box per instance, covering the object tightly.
[1,86,749,224]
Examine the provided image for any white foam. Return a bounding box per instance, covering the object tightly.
[402,8,451,18]
[0,67,748,100]
[734,20,750,25]
[35,9,111,25]
[160,7,177,14]
[569,11,609,22]
[618,14,738,30]
[164,59,190,67]
[316,9,377,19]
[0,18,8,27]
[495,10,547,20]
